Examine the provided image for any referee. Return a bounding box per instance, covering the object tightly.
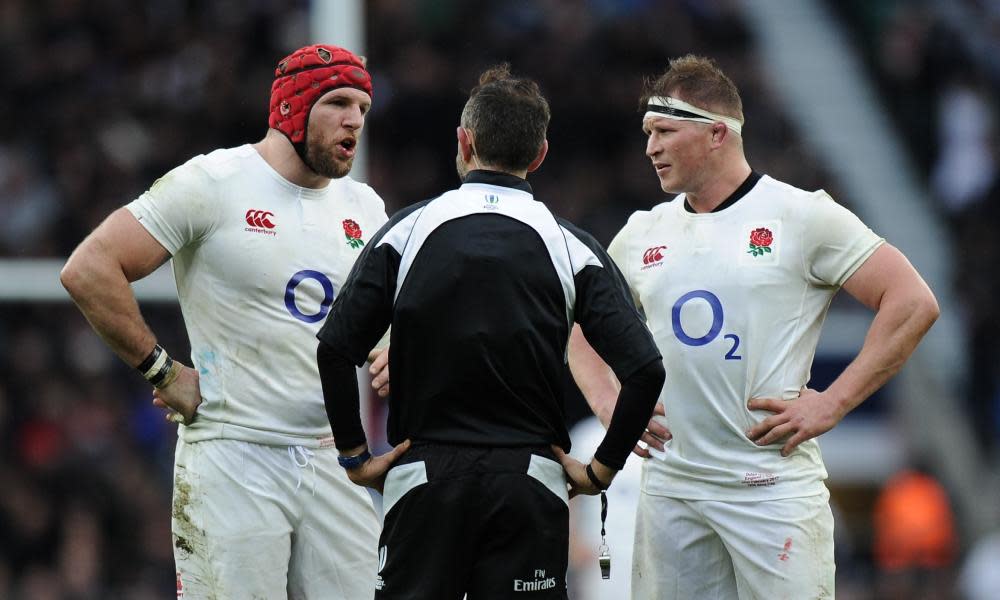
[316,64,664,599]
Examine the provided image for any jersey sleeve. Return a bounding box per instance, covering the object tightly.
[607,222,643,311]
[124,157,219,255]
[562,222,661,381]
[803,191,884,287]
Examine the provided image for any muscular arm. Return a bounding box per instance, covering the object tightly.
[827,243,940,408]
[60,208,170,366]
[61,208,201,422]
[747,243,939,454]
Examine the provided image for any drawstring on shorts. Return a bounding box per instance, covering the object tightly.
[288,445,317,495]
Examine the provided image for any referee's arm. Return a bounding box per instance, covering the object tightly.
[315,233,407,489]
[563,229,664,491]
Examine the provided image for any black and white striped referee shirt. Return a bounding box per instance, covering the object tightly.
[318,170,660,451]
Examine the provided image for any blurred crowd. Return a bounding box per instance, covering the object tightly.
[0,0,996,597]
[833,0,1000,459]
[832,1,1000,597]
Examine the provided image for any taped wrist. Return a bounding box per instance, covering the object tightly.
[138,344,177,388]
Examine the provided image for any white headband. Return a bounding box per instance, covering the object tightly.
[644,96,743,135]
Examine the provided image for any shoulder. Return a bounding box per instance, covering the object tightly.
[555,218,618,275]
[338,177,387,211]
[556,217,600,247]
[184,145,256,182]
[750,176,852,227]
[756,175,827,206]
[146,146,253,200]
[372,197,438,248]
[388,197,435,226]
[612,200,674,244]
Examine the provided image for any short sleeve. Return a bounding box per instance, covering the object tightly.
[125,158,219,255]
[803,191,884,287]
[607,223,642,310]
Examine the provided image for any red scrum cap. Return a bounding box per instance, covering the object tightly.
[268,44,373,145]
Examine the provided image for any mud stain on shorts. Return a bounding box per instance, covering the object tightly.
[172,470,203,557]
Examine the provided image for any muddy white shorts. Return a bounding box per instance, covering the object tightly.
[631,488,835,600]
[172,438,380,599]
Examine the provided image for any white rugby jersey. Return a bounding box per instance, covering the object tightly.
[127,144,387,447]
[610,174,883,500]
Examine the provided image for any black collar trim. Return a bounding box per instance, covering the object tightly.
[462,170,533,194]
[684,171,763,213]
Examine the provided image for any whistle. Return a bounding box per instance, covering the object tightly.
[599,550,611,580]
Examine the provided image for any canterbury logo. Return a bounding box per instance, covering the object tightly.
[643,245,667,265]
[245,209,276,229]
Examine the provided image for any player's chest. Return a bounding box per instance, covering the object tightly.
[202,197,376,287]
[630,218,803,300]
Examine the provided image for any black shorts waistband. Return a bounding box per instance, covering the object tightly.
[395,442,558,480]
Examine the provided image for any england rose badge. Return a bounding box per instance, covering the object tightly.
[343,218,365,249]
[747,227,773,257]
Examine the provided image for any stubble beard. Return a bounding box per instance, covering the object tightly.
[305,135,353,179]
[455,153,469,181]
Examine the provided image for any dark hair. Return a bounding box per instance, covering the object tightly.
[640,55,744,123]
[461,63,551,172]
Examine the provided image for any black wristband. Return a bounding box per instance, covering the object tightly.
[137,344,163,374]
[586,463,610,491]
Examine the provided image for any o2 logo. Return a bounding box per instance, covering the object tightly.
[284,270,335,323]
[670,289,741,360]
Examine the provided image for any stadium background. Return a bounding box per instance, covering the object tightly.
[1,0,998,598]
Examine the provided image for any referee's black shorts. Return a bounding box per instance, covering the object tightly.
[375,443,570,599]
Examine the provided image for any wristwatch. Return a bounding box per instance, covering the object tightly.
[337,448,372,470]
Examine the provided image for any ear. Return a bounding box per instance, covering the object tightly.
[457,126,475,162]
[526,139,548,173]
[711,123,728,148]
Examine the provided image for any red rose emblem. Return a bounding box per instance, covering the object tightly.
[342,219,365,248]
[343,219,362,239]
[749,227,773,247]
[747,227,773,257]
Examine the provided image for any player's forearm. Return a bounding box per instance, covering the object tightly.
[568,325,621,426]
[61,241,158,367]
[317,340,368,451]
[826,285,939,416]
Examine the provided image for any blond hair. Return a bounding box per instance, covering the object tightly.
[640,55,744,123]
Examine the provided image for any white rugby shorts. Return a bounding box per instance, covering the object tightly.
[632,487,835,599]
[171,438,380,599]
